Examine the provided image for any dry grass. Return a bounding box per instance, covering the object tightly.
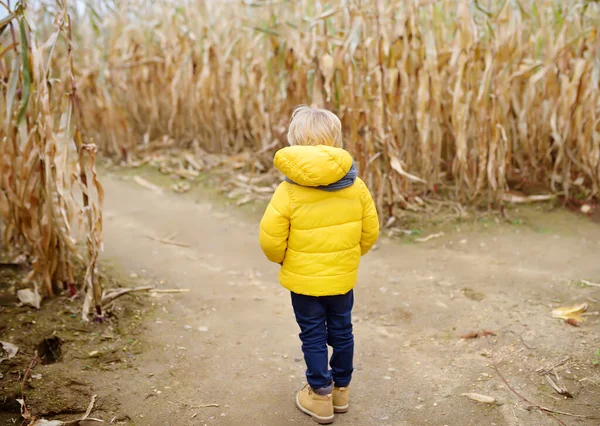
[0,1,103,319]
[72,0,600,215]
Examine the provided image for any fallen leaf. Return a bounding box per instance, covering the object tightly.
[17,288,41,308]
[133,176,163,193]
[552,303,588,325]
[0,341,19,363]
[459,330,497,339]
[460,331,479,339]
[462,393,496,404]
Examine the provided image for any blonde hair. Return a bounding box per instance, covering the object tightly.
[287,105,343,147]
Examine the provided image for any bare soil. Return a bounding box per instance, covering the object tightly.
[0,264,149,424]
[1,168,600,426]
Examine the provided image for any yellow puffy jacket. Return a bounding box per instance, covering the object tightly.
[259,145,379,296]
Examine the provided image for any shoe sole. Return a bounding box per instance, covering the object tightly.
[295,393,335,424]
[334,404,348,414]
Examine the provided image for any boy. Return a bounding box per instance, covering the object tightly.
[259,106,379,424]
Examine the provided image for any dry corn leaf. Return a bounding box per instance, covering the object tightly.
[0,341,18,363]
[390,156,427,184]
[17,289,41,309]
[552,303,588,326]
[502,192,556,204]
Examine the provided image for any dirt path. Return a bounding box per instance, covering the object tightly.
[92,171,600,426]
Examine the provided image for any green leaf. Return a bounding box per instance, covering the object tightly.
[16,18,31,126]
[307,69,315,100]
[251,26,280,36]
[485,20,495,39]
[5,57,19,129]
[88,12,101,38]
[531,1,539,21]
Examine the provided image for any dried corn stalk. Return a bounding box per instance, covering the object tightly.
[66,0,599,211]
[0,1,103,320]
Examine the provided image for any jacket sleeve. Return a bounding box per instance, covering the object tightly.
[358,179,379,255]
[259,183,291,264]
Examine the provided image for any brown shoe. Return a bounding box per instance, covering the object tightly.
[333,386,349,413]
[296,385,335,424]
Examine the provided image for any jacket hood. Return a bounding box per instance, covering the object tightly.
[274,145,354,188]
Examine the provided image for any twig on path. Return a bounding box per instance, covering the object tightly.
[80,394,104,422]
[492,363,567,425]
[101,286,191,309]
[544,373,573,399]
[21,351,39,393]
[536,357,570,375]
[82,394,97,419]
[414,232,444,243]
[502,193,556,204]
[102,286,155,305]
[192,403,220,408]
[18,351,39,422]
[580,280,600,289]
[491,351,592,425]
[146,235,191,248]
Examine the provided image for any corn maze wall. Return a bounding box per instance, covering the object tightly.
[73,0,600,214]
[0,2,102,318]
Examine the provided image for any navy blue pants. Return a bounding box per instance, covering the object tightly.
[291,290,354,390]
